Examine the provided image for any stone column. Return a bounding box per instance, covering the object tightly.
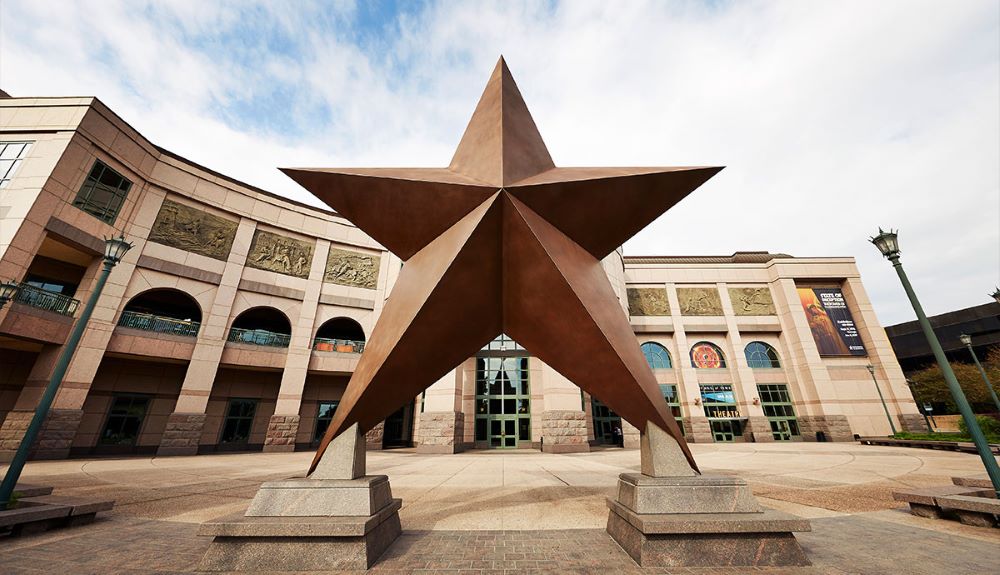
[263,241,329,452]
[158,218,256,456]
[416,369,464,453]
[666,283,710,443]
[718,284,772,442]
[539,362,589,453]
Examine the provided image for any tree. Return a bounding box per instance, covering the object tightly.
[906,345,1000,413]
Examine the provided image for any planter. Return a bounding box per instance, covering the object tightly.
[315,342,335,352]
[335,344,356,353]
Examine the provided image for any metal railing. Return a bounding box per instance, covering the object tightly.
[117,310,200,337]
[12,283,79,316]
[312,337,366,353]
[227,327,291,348]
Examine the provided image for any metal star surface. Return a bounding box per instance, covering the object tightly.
[284,57,721,473]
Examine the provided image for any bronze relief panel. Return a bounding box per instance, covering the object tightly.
[677,287,723,316]
[728,287,776,316]
[325,247,381,289]
[148,199,238,261]
[246,229,314,278]
[627,287,670,316]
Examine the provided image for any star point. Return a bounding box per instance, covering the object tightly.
[285,58,720,475]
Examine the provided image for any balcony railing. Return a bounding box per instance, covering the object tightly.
[12,283,79,316]
[227,327,291,348]
[313,337,366,354]
[117,310,200,337]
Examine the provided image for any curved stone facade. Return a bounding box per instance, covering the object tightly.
[0,96,921,461]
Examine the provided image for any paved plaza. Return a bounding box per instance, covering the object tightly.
[1,442,998,574]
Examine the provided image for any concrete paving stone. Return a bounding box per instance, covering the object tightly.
[2,444,999,573]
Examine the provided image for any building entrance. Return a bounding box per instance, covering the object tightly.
[710,420,741,442]
[474,336,531,449]
[591,397,621,445]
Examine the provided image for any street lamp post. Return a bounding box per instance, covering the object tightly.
[0,235,132,509]
[870,228,1000,497]
[959,333,1000,412]
[867,364,897,435]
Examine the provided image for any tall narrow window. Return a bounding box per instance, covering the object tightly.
[0,141,32,188]
[314,400,340,441]
[640,342,672,369]
[99,394,150,446]
[220,399,257,444]
[73,159,132,223]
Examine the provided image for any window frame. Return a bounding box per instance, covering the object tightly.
[744,341,781,369]
[72,159,132,224]
[640,341,673,370]
[690,341,727,369]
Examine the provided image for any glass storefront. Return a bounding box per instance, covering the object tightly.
[758,384,800,441]
[700,384,743,442]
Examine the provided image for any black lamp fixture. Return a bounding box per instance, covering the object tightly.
[869,228,900,259]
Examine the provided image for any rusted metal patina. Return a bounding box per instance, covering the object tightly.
[284,58,721,474]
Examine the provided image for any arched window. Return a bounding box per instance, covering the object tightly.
[118,288,202,336]
[745,341,781,368]
[690,342,726,369]
[641,342,672,369]
[228,307,292,347]
[314,317,366,352]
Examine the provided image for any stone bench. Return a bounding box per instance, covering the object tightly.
[952,475,992,489]
[0,492,114,536]
[935,494,1000,528]
[893,485,996,527]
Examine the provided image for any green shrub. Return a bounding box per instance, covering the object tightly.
[958,414,1000,437]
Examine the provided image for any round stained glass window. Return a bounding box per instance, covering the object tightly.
[691,342,725,368]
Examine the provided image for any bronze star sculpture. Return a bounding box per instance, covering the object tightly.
[283,57,721,474]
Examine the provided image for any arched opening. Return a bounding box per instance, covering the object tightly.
[640,342,672,369]
[228,307,291,347]
[690,341,727,369]
[313,317,366,352]
[118,288,202,336]
[745,341,781,368]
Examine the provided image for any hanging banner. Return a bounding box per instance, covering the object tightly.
[797,287,867,356]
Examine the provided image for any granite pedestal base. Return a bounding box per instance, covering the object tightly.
[606,474,810,567]
[198,476,401,571]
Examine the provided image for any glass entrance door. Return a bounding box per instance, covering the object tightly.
[474,352,531,449]
[770,419,793,441]
[710,420,738,442]
[489,417,518,448]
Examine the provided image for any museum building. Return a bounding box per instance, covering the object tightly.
[0,95,927,461]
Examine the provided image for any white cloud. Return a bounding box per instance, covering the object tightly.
[1,0,997,324]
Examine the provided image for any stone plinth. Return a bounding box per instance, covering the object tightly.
[606,474,810,567]
[416,412,464,453]
[685,417,714,444]
[541,410,589,453]
[622,420,640,449]
[798,415,853,442]
[743,416,776,442]
[263,414,300,453]
[0,409,84,461]
[899,413,930,433]
[198,423,402,570]
[199,495,402,571]
[157,413,207,456]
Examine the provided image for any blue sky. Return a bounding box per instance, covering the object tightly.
[1,0,998,325]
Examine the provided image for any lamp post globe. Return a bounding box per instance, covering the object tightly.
[870,226,1000,496]
[103,233,134,265]
[869,228,900,259]
[959,333,972,346]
